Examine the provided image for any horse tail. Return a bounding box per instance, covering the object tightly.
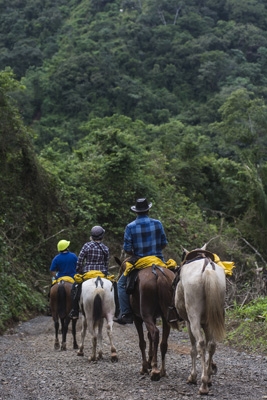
[93,293,102,323]
[203,270,225,341]
[57,283,67,319]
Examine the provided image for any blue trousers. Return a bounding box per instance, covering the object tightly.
[117,274,132,315]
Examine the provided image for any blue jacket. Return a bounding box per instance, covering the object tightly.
[50,251,77,278]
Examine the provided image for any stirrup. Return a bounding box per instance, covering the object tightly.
[167,306,182,323]
[69,310,79,319]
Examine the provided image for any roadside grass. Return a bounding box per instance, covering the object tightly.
[225,297,267,354]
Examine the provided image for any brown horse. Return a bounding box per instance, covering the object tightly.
[49,280,78,351]
[116,258,180,381]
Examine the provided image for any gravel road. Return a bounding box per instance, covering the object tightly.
[0,315,267,400]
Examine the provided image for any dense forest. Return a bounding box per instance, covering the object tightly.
[1,0,267,332]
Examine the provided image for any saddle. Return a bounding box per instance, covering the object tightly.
[182,249,215,265]
[126,269,139,294]
[126,263,168,294]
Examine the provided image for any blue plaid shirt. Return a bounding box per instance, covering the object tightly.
[76,241,109,274]
[123,215,168,261]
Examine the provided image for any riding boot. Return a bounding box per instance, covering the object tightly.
[69,283,81,319]
[113,281,120,318]
[113,312,133,324]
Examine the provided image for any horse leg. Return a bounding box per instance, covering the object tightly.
[88,325,98,362]
[144,320,160,381]
[134,317,150,375]
[198,340,210,395]
[186,322,198,385]
[106,315,118,362]
[54,319,60,350]
[188,320,209,395]
[61,317,70,351]
[71,318,79,349]
[147,331,153,369]
[77,315,87,356]
[83,316,98,362]
[160,318,170,377]
[96,319,104,360]
[205,333,217,385]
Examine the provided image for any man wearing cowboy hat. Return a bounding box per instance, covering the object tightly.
[114,198,168,324]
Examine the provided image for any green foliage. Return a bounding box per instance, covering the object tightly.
[225,298,267,353]
[211,89,267,163]
[0,67,73,332]
[0,272,45,334]
[0,0,72,78]
[2,0,267,335]
[225,312,267,353]
[231,297,267,321]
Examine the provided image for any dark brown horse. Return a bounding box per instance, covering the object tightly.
[116,258,180,381]
[49,280,78,351]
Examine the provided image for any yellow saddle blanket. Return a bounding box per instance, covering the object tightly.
[124,256,177,276]
[74,271,115,284]
[52,276,75,285]
[213,254,235,276]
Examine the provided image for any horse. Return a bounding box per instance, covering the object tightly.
[174,245,226,395]
[49,279,78,351]
[77,276,118,362]
[116,257,180,381]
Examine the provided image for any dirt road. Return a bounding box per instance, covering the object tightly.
[0,315,267,399]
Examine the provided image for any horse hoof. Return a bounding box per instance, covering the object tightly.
[111,355,118,363]
[187,378,197,385]
[140,368,149,375]
[150,371,161,381]
[54,344,60,350]
[77,351,84,356]
[198,388,209,395]
[211,362,217,375]
[73,343,79,350]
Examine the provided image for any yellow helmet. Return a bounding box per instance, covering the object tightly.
[57,240,70,252]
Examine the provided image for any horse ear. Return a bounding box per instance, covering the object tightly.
[181,246,188,254]
[181,246,188,262]
[114,256,122,266]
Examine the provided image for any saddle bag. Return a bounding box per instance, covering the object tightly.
[126,269,139,294]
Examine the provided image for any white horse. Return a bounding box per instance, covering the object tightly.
[77,276,118,362]
[175,246,226,395]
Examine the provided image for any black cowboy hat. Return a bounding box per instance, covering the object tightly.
[131,198,152,213]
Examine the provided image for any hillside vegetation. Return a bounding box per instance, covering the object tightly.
[1,0,267,334]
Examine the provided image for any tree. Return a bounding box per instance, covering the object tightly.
[210,88,267,164]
